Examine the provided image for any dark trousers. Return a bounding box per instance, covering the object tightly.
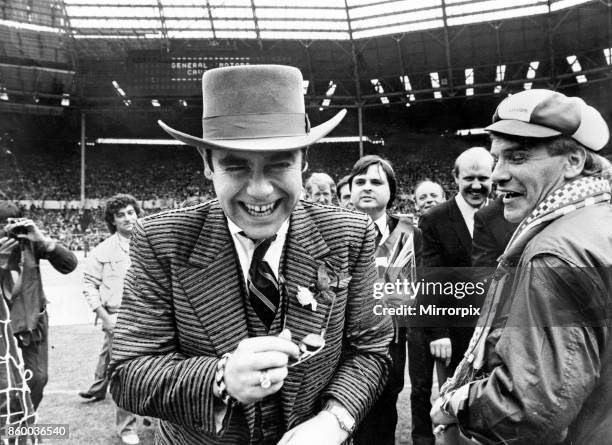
[353,328,406,445]
[17,310,48,411]
[407,327,435,445]
[407,327,473,445]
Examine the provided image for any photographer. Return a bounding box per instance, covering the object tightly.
[0,201,77,410]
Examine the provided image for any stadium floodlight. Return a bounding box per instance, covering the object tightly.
[400,75,412,91]
[430,72,442,99]
[465,68,474,96]
[495,65,506,81]
[0,88,8,101]
[370,79,389,104]
[494,64,506,94]
[303,80,309,95]
[524,60,539,89]
[321,80,336,108]
[151,99,160,107]
[605,48,612,66]
[61,94,70,107]
[566,55,587,83]
[112,80,127,97]
[400,75,416,102]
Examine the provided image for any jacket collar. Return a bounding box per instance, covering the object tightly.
[178,200,333,425]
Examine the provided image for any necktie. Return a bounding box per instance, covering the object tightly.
[375,225,383,249]
[247,237,280,329]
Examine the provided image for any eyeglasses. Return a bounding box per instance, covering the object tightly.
[279,274,336,368]
[288,330,326,367]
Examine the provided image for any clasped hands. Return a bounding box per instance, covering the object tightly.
[220,328,347,445]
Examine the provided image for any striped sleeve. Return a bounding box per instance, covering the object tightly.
[322,218,394,425]
[108,219,222,436]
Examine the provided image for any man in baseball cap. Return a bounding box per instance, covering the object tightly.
[431,89,612,444]
[109,64,393,445]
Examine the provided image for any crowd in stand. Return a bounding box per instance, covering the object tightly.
[1,136,474,240]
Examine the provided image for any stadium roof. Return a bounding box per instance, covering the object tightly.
[0,0,610,119]
[2,0,595,40]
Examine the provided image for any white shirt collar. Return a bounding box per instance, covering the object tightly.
[227,218,290,285]
[373,213,390,246]
[454,193,486,238]
[116,232,131,253]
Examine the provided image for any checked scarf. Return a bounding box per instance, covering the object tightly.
[440,175,612,396]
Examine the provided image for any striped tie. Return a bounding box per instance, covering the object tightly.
[247,236,279,329]
[375,225,382,249]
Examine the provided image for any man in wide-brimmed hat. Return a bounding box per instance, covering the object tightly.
[431,89,612,444]
[109,65,393,445]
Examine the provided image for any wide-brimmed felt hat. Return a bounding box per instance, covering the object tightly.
[158,64,346,151]
[485,89,609,151]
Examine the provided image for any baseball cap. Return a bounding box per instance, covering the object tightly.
[485,89,609,152]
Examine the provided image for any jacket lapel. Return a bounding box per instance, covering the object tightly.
[174,202,249,357]
[448,197,472,253]
[279,203,333,425]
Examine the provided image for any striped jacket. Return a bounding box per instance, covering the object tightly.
[109,199,393,444]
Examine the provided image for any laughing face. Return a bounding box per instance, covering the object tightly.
[205,148,303,240]
[490,137,570,223]
[454,161,492,209]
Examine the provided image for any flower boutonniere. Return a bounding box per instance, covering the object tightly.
[293,264,352,312]
[309,264,352,304]
[296,285,318,311]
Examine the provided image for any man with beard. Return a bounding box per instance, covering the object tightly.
[432,89,612,445]
[414,147,493,445]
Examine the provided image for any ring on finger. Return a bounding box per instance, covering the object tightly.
[259,370,271,389]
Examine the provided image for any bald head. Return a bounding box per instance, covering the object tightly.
[453,147,494,209]
[414,180,445,213]
[305,172,336,205]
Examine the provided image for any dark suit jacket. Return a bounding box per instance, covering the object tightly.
[418,197,478,362]
[472,196,518,288]
[109,200,393,445]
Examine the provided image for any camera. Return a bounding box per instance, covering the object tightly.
[4,217,29,239]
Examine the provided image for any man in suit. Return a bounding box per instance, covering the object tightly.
[335,175,353,209]
[108,65,393,445]
[472,196,518,290]
[414,147,493,444]
[414,180,445,216]
[348,155,422,445]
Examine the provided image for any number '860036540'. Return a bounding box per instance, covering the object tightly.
[4,424,69,439]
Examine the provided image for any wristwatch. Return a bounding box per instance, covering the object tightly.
[324,401,356,435]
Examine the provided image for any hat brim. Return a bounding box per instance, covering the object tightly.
[485,119,562,138]
[158,109,346,151]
